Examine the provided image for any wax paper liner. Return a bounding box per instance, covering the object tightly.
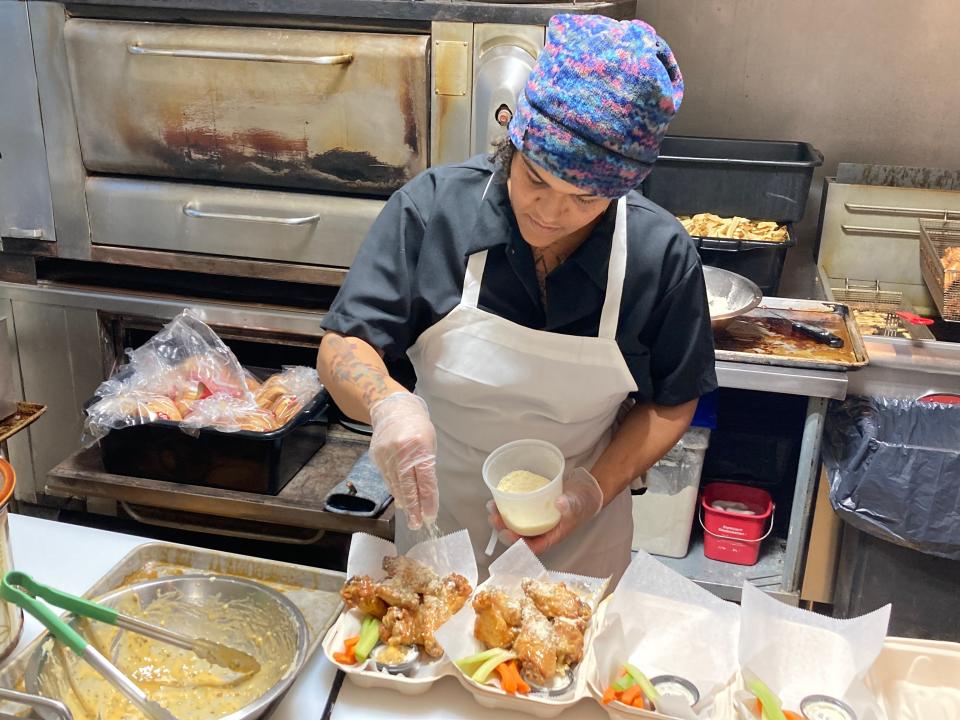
[587,551,740,719]
[435,540,610,717]
[321,530,478,694]
[738,582,890,718]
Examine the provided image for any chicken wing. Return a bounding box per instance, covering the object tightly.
[521,578,590,621]
[375,556,440,609]
[552,616,585,668]
[513,600,558,686]
[382,555,439,592]
[340,575,388,619]
[380,606,417,647]
[472,589,522,649]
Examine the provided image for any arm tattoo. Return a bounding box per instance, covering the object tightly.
[325,334,393,408]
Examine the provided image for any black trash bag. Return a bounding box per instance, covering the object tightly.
[822,395,960,560]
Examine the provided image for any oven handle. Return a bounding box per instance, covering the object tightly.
[182,203,322,226]
[119,501,326,545]
[128,45,354,65]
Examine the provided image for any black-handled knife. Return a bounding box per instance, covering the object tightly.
[770,311,845,348]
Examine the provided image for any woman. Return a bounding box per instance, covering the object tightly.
[317,14,716,580]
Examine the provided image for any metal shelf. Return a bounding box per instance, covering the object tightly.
[654,533,795,605]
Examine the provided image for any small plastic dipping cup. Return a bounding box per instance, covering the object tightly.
[483,440,565,537]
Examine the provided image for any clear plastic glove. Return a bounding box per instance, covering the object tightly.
[368,392,439,530]
[487,466,603,555]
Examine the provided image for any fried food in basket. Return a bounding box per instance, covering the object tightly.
[340,556,472,659]
[942,246,960,290]
[471,579,592,686]
[678,213,788,243]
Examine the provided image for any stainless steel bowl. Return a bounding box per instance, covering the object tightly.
[25,575,308,720]
[703,266,763,331]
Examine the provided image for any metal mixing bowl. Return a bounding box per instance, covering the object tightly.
[24,575,308,720]
[703,266,763,331]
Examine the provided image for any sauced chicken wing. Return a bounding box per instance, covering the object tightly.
[552,616,585,667]
[471,579,592,687]
[382,556,439,593]
[380,606,417,647]
[341,556,473,658]
[513,600,558,686]
[375,556,441,609]
[472,589,523,649]
[521,578,591,621]
[340,575,388,619]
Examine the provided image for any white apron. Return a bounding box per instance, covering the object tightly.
[402,183,638,581]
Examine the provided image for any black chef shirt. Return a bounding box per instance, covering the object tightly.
[321,154,717,406]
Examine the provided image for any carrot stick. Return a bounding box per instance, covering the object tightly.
[343,636,360,650]
[496,662,517,694]
[753,698,764,716]
[509,662,530,694]
[632,694,647,709]
[620,684,643,706]
[783,712,804,720]
[601,686,618,705]
[332,651,356,665]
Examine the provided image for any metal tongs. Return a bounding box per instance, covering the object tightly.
[1,571,260,720]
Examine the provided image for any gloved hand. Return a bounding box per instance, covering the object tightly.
[487,466,603,555]
[368,392,439,530]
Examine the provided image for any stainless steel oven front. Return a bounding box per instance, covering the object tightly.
[16,3,575,284]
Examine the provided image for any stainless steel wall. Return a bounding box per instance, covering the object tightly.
[637,0,960,250]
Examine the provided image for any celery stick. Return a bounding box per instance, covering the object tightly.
[623,664,660,702]
[745,676,787,720]
[354,617,381,663]
[612,673,636,692]
[455,647,510,673]
[471,650,516,684]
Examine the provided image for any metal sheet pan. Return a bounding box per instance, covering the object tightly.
[0,541,345,716]
[714,297,869,371]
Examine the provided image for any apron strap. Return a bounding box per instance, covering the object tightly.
[462,250,487,308]
[460,174,497,308]
[598,198,628,340]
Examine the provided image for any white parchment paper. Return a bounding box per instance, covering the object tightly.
[739,582,890,715]
[588,551,740,716]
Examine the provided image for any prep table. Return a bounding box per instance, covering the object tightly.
[2,513,608,720]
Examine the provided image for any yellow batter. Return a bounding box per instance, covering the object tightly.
[498,470,552,494]
[37,587,296,720]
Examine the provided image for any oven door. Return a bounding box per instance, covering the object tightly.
[64,19,429,195]
[0,281,390,541]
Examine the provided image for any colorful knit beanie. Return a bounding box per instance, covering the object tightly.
[508,14,684,199]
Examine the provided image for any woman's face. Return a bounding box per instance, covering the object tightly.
[507,152,611,249]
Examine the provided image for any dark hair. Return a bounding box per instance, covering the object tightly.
[489,136,516,181]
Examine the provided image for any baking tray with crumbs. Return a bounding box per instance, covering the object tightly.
[714,297,869,371]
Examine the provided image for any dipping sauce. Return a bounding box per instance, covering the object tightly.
[498,470,551,494]
[800,694,858,720]
[651,675,700,706]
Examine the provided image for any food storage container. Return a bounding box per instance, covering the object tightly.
[482,439,564,537]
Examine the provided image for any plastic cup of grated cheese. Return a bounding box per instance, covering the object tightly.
[482,439,565,537]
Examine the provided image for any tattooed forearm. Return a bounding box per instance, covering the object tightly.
[318,333,406,422]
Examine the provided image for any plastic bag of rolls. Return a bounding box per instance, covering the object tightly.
[83,309,323,443]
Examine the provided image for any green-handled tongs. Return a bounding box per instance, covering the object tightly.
[1,571,260,720]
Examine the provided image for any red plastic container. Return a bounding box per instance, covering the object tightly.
[700,483,774,566]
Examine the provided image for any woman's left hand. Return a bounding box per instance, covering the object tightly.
[487,467,604,555]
